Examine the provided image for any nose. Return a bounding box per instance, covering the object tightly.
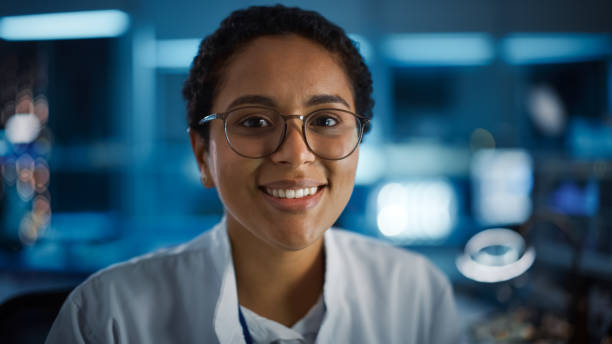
[269,119,316,165]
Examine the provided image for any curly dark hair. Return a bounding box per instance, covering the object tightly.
[182,4,374,145]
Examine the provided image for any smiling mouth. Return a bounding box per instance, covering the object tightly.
[262,186,325,199]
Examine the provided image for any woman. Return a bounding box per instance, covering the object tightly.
[47,5,459,343]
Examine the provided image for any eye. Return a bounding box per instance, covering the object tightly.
[310,114,339,128]
[228,107,278,130]
[239,116,271,128]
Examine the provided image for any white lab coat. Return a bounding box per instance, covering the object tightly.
[46,218,460,343]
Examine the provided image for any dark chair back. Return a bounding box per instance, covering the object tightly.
[0,289,72,344]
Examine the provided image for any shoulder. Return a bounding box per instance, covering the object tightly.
[328,228,451,296]
[68,223,227,311]
[47,224,227,343]
[328,228,439,272]
[325,229,460,342]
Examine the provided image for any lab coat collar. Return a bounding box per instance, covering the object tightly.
[212,220,346,343]
[211,218,246,343]
[318,228,349,339]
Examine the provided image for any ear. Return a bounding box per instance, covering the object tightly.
[189,130,215,189]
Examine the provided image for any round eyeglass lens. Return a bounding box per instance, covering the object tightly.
[225,108,285,158]
[304,109,361,159]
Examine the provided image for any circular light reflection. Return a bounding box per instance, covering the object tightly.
[376,180,456,242]
[16,91,34,114]
[527,85,566,136]
[377,204,410,237]
[34,95,49,124]
[17,179,35,201]
[33,130,53,155]
[470,128,496,150]
[34,158,50,192]
[19,213,37,245]
[16,154,35,171]
[33,195,52,225]
[5,113,41,144]
[1,158,17,184]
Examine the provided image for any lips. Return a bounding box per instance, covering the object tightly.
[258,180,327,211]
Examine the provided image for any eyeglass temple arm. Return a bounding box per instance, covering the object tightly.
[199,114,220,125]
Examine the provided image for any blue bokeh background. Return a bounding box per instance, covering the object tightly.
[1,0,612,341]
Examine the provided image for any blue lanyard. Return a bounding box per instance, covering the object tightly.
[238,306,254,344]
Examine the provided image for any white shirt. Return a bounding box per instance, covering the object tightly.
[240,295,324,343]
[46,218,460,344]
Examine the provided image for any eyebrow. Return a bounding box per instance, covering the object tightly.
[226,95,277,109]
[225,94,351,111]
[305,94,350,108]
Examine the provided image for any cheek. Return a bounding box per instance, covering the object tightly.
[208,140,264,208]
[211,147,258,192]
[330,155,359,200]
[207,125,237,184]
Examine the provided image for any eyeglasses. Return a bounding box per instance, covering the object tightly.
[198,106,368,160]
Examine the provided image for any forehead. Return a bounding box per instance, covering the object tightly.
[213,34,355,111]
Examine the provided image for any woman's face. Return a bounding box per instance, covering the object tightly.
[191,34,359,251]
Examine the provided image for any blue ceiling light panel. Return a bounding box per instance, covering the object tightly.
[382,33,495,67]
[0,10,130,41]
[501,33,612,65]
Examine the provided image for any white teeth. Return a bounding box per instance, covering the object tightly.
[286,189,295,198]
[265,186,321,199]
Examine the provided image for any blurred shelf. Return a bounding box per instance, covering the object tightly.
[537,242,612,281]
[0,214,223,274]
[49,142,131,171]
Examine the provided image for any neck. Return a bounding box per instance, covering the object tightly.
[227,218,325,327]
